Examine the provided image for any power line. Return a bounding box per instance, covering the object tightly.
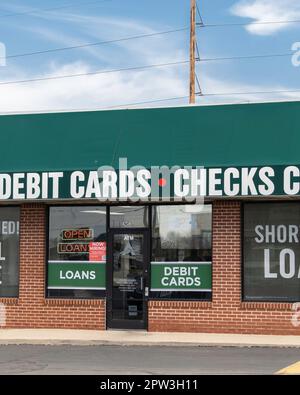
[198,19,300,28]
[195,41,201,61]
[0,96,190,114]
[1,33,293,64]
[0,27,188,61]
[0,0,109,19]
[2,94,300,114]
[102,95,190,109]
[200,89,300,97]
[195,74,202,95]
[196,1,204,26]
[199,52,293,62]
[0,60,189,86]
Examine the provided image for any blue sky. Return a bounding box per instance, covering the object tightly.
[0,0,300,112]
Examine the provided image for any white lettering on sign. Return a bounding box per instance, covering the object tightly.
[59,270,96,281]
[224,168,240,197]
[0,221,19,235]
[70,171,85,199]
[0,175,11,200]
[264,248,300,279]
[162,266,201,288]
[255,225,300,244]
[209,168,222,196]
[241,168,258,196]
[283,166,300,195]
[280,249,295,279]
[258,167,275,195]
[6,164,300,201]
[174,169,190,198]
[0,242,5,262]
[191,168,207,197]
[86,171,101,199]
[174,166,275,198]
[0,172,64,200]
[27,173,41,199]
[136,169,152,198]
[164,266,198,277]
[264,249,277,279]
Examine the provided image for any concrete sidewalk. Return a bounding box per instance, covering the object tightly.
[0,329,300,348]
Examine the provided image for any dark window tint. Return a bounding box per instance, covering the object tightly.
[0,207,20,298]
[244,203,300,301]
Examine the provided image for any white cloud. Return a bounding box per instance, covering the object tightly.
[0,61,188,113]
[0,62,298,114]
[0,4,298,113]
[199,72,300,105]
[231,0,300,35]
[0,10,189,112]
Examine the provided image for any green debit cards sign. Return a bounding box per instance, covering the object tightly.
[48,262,106,290]
[151,262,212,292]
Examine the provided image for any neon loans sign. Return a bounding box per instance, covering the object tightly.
[2,162,300,201]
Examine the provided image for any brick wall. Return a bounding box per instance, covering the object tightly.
[1,201,299,334]
[0,204,105,330]
[149,201,300,335]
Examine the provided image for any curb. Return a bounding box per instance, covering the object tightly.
[1,339,300,348]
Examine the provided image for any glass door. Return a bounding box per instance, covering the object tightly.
[107,229,149,329]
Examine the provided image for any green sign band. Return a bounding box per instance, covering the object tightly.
[47,262,106,290]
[1,165,300,201]
[151,262,212,292]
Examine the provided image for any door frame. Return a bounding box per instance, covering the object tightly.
[106,228,150,330]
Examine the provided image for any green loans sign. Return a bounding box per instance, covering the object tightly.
[151,262,212,292]
[48,262,106,290]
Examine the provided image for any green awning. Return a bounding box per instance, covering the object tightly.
[0,100,298,172]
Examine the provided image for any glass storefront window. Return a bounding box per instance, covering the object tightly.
[109,206,148,228]
[244,203,300,301]
[0,207,20,298]
[151,205,212,300]
[47,207,107,299]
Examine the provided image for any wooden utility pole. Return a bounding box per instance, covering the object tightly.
[189,0,196,104]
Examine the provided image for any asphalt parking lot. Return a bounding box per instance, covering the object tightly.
[0,345,299,375]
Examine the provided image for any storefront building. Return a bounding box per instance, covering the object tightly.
[1,101,300,334]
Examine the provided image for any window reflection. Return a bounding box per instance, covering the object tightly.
[152,205,212,262]
[110,206,148,228]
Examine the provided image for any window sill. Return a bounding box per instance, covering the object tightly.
[44,298,105,306]
[0,298,19,306]
[240,302,294,311]
[148,300,212,309]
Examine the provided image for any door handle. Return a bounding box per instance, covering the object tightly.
[145,286,149,297]
[140,276,144,290]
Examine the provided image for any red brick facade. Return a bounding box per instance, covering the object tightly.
[149,201,300,335]
[0,201,299,334]
[0,204,105,330]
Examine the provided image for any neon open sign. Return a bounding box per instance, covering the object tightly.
[61,228,94,241]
